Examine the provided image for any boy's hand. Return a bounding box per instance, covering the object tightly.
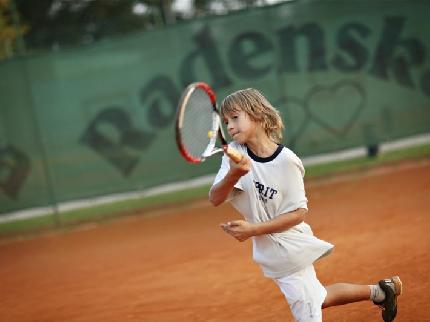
[228,155,251,178]
[220,220,256,242]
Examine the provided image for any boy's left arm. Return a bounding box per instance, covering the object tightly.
[220,208,307,242]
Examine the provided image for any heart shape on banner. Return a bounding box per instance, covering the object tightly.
[304,80,366,137]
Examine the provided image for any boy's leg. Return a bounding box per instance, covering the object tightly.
[275,266,326,322]
[322,276,402,322]
[322,283,370,308]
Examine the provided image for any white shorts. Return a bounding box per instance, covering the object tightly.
[274,265,327,322]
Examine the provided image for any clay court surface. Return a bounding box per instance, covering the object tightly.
[1,159,429,322]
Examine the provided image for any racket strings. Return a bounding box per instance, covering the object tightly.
[180,88,215,159]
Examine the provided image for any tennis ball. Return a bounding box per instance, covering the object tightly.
[208,130,214,138]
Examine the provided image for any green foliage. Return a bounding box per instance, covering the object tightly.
[12,0,283,51]
[15,0,164,50]
[0,0,27,59]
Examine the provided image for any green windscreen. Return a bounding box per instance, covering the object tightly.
[1,0,430,213]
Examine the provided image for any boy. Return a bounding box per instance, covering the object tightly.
[209,88,402,322]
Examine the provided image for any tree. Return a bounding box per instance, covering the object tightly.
[0,0,27,60]
[10,0,279,53]
[14,0,170,50]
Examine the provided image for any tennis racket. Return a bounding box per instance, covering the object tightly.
[175,82,243,164]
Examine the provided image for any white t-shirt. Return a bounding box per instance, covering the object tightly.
[213,142,334,278]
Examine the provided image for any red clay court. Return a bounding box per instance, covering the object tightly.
[1,159,429,322]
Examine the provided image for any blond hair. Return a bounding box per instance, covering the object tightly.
[220,88,284,143]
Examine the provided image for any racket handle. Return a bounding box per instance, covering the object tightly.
[223,146,243,163]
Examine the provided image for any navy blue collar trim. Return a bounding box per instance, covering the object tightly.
[246,144,283,163]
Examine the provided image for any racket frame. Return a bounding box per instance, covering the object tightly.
[175,82,240,164]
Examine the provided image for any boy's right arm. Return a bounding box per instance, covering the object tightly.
[209,155,251,206]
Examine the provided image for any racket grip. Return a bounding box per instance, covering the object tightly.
[223,146,243,163]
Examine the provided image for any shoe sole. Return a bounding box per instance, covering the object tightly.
[391,276,403,296]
